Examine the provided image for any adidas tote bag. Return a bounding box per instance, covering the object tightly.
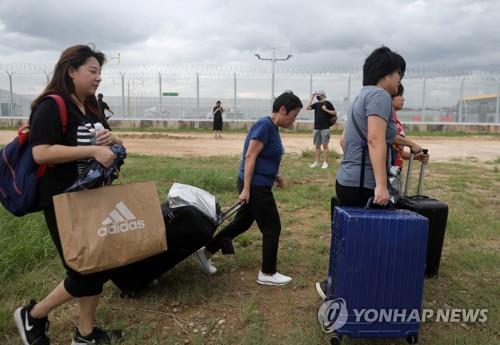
[53,181,167,274]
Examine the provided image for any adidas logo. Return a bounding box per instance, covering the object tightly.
[97,201,145,237]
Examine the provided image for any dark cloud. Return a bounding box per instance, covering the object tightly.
[0,0,166,52]
[0,0,499,72]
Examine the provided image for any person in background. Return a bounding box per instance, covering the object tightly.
[390,84,429,175]
[195,92,303,286]
[14,45,124,345]
[306,90,337,169]
[97,93,114,120]
[213,100,224,139]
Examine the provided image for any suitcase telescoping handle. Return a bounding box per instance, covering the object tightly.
[218,201,244,225]
[403,148,428,197]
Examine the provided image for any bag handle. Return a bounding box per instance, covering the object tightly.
[218,201,244,226]
[403,148,428,197]
[365,197,395,210]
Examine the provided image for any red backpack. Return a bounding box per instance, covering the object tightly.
[0,95,68,216]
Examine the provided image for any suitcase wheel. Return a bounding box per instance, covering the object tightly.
[406,334,418,344]
[330,333,342,345]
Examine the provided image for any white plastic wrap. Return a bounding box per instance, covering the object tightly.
[167,183,218,223]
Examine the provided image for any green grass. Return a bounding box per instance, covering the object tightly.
[0,153,499,344]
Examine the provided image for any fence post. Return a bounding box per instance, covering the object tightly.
[158,73,162,114]
[127,81,131,117]
[196,72,200,117]
[309,74,313,96]
[233,72,237,121]
[421,77,427,122]
[458,78,465,122]
[6,71,14,116]
[496,81,500,124]
[121,72,125,117]
[347,74,352,103]
[43,71,50,85]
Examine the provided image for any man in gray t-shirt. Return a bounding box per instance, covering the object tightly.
[336,86,397,189]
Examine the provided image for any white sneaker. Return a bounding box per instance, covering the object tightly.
[195,247,217,275]
[315,281,327,300]
[257,271,292,286]
[321,161,329,169]
[310,161,320,168]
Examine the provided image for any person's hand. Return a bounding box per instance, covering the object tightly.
[93,146,116,168]
[96,129,115,146]
[410,142,422,154]
[275,175,285,188]
[415,152,429,164]
[239,189,250,204]
[373,185,390,206]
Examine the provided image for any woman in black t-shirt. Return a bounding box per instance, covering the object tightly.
[212,100,224,139]
[13,45,124,345]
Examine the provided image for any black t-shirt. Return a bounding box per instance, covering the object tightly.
[312,100,335,130]
[30,97,110,207]
[213,106,223,118]
[98,99,110,116]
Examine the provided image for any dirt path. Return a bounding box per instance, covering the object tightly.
[1,130,499,162]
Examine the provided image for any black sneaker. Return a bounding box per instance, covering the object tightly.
[13,300,50,345]
[315,280,327,300]
[71,327,124,345]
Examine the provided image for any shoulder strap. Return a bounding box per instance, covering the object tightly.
[349,97,367,188]
[351,99,392,189]
[45,95,68,133]
[31,95,69,178]
[351,106,367,143]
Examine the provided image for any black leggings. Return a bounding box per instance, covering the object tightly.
[335,180,374,207]
[44,205,111,297]
[206,179,281,274]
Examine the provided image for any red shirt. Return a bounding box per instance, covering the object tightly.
[392,111,405,168]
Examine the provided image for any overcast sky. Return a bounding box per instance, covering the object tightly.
[0,0,499,73]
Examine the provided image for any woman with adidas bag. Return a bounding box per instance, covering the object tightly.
[14,45,124,345]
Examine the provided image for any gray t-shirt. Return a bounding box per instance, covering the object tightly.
[336,86,397,189]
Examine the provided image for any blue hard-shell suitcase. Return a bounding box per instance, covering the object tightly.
[320,206,429,345]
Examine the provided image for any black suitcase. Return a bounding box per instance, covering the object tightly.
[396,150,448,277]
[110,201,242,295]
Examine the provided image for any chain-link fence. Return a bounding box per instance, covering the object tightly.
[1,64,499,124]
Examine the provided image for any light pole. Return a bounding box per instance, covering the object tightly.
[255,48,292,102]
[108,53,121,65]
[6,71,14,116]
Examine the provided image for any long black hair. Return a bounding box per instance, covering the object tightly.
[32,44,107,123]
